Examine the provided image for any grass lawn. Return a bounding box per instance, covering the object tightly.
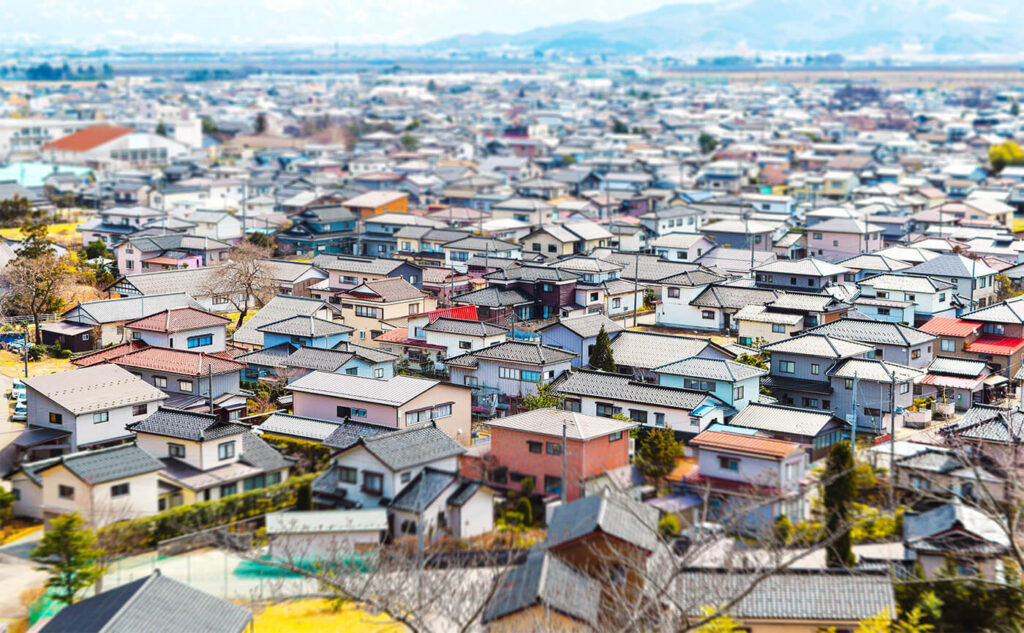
[252,599,402,633]
[0,222,81,246]
[1014,218,1024,233]
[0,351,73,378]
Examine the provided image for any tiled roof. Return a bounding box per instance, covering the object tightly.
[239,432,294,472]
[257,314,353,337]
[73,340,151,368]
[829,358,923,383]
[232,295,329,346]
[547,489,659,552]
[340,277,426,303]
[961,296,1024,324]
[838,253,911,272]
[487,408,635,441]
[734,305,802,325]
[66,293,202,325]
[280,347,355,372]
[691,429,801,458]
[767,292,845,313]
[351,423,466,470]
[257,412,343,442]
[117,266,221,296]
[907,254,997,278]
[762,333,874,359]
[689,284,779,309]
[450,285,534,307]
[288,371,439,406]
[39,570,252,633]
[808,218,884,234]
[23,364,166,414]
[927,356,988,377]
[126,307,230,333]
[42,125,134,151]
[905,502,1009,549]
[389,467,458,513]
[804,318,936,347]
[233,342,297,369]
[753,258,848,276]
[311,255,411,275]
[653,356,767,381]
[611,330,731,370]
[859,273,954,293]
[540,313,622,339]
[128,407,245,441]
[484,264,578,283]
[30,442,163,485]
[482,549,600,626]
[336,341,400,364]
[422,317,508,337]
[726,403,839,437]
[658,268,729,286]
[552,369,710,410]
[919,317,982,337]
[448,341,576,366]
[110,347,247,376]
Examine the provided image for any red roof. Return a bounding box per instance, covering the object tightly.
[408,305,478,322]
[919,317,982,338]
[690,430,800,458]
[72,340,149,367]
[111,347,246,376]
[42,125,134,152]
[126,307,230,334]
[372,327,446,349]
[965,336,1024,355]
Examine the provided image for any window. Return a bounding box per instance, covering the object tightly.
[218,441,235,460]
[864,407,881,417]
[547,244,557,253]
[532,243,541,251]
[363,471,383,495]
[408,303,420,315]
[49,412,63,425]
[546,442,562,455]
[733,386,744,400]
[810,363,820,375]
[168,443,185,458]
[401,471,411,484]
[213,295,230,305]
[609,431,624,442]
[612,297,621,309]
[596,402,620,418]
[629,409,648,424]
[58,485,74,499]
[187,334,213,348]
[131,403,148,417]
[93,411,109,423]
[339,467,357,484]
[873,349,883,359]
[667,287,680,299]
[432,404,452,418]
[179,380,194,393]
[911,349,921,360]
[702,310,715,320]
[772,324,786,333]
[345,367,359,375]
[527,441,542,454]
[877,291,889,299]
[718,457,740,472]
[813,232,823,239]
[778,360,796,374]
[521,370,541,382]
[355,306,380,318]
[351,408,367,417]
[654,413,665,427]
[900,382,910,394]
[803,398,820,408]
[373,368,384,379]
[153,376,167,388]
[845,379,854,390]
[684,379,716,391]
[544,475,562,495]
[220,483,237,497]
[832,239,839,247]
[459,340,472,350]
[111,483,130,497]
[941,339,956,352]
[464,376,478,387]
[499,366,521,380]
[877,308,891,316]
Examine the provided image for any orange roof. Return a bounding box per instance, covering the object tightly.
[919,317,982,338]
[690,430,800,458]
[375,327,409,343]
[43,125,134,152]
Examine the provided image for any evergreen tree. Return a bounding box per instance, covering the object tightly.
[296,481,313,511]
[522,381,562,410]
[635,427,684,490]
[155,120,168,137]
[30,513,105,605]
[589,325,617,372]
[18,223,52,259]
[824,441,856,568]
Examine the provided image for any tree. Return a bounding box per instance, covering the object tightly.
[3,252,72,341]
[18,222,54,259]
[635,427,684,490]
[989,140,1024,173]
[823,442,856,568]
[560,154,577,165]
[522,381,562,410]
[30,513,105,605]
[0,195,32,226]
[83,239,109,261]
[611,118,629,134]
[254,112,268,134]
[201,242,275,327]
[400,133,418,150]
[296,481,313,511]
[405,119,421,132]
[1012,100,1020,117]
[589,325,617,372]
[426,79,438,92]
[201,116,220,135]
[995,273,1021,302]
[155,120,168,137]
[698,132,719,155]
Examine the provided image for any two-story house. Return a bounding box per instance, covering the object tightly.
[310,255,425,293]
[77,205,165,246]
[520,220,613,258]
[538,314,623,368]
[653,357,767,413]
[650,232,716,262]
[948,297,1024,375]
[115,234,232,274]
[906,254,999,311]
[752,258,849,291]
[806,218,884,260]
[857,274,958,325]
[803,318,937,369]
[445,341,576,408]
[441,236,522,273]
[654,269,732,330]
[43,293,202,351]
[18,365,167,459]
[476,265,584,321]
[699,219,777,251]
[276,205,358,255]
[761,333,874,410]
[827,358,923,435]
[329,277,434,346]
[638,205,704,237]
[676,284,780,332]
[257,315,353,349]
[724,403,847,461]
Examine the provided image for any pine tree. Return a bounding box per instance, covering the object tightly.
[30,513,105,605]
[824,442,856,568]
[635,427,684,490]
[589,325,617,372]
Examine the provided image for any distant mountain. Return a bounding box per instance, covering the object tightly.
[426,0,1019,56]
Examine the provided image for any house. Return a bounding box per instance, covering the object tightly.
[475,264,585,321]
[328,277,434,346]
[115,234,233,274]
[682,430,809,530]
[259,259,328,297]
[653,356,767,412]
[827,358,923,435]
[445,341,576,413]
[904,501,1009,580]
[289,371,473,444]
[652,269,731,330]
[186,209,244,242]
[107,266,251,314]
[389,468,495,541]
[257,314,353,349]
[551,369,730,438]
[761,333,873,411]
[416,317,509,365]
[937,298,1024,376]
[130,407,292,509]
[520,220,612,257]
[265,509,387,559]
[724,403,847,461]
[37,570,253,633]
[43,124,188,168]
[232,294,336,348]
[857,274,958,325]
[442,236,522,273]
[47,293,203,349]
[124,306,231,352]
[608,330,735,380]
[16,364,167,458]
[538,314,623,368]
[675,284,780,333]
[310,255,425,293]
[341,190,409,218]
[752,258,848,291]
[638,205,704,237]
[838,253,912,281]
[905,254,998,310]
[802,318,937,369]
[650,232,716,262]
[482,408,635,501]
[699,219,777,251]
[806,218,884,261]
[77,205,164,246]
[276,205,358,255]
[360,214,441,258]
[734,304,805,346]
[312,423,465,509]
[9,443,162,527]
[278,345,397,381]
[919,356,995,411]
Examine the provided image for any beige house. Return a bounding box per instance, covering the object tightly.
[330,277,435,347]
[734,305,804,346]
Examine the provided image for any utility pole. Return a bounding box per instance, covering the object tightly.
[22,325,28,378]
[970,255,977,312]
[888,371,897,513]
[632,249,639,327]
[561,418,568,504]
[207,361,214,414]
[850,371,858,449]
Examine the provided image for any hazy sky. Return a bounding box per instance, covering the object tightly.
[1,0,687,48]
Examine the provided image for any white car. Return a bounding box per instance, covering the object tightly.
[9,379,25,401]
[11,400,27,422]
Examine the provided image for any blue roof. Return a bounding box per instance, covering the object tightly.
[706,423,761,435]
[0,162,93,188]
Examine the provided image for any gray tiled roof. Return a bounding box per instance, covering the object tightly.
[762,333,874,359]
[389,467,458,512]
[804,318,936,347]
[767,292,846,313]
[653,356,767,381]
[540,313,622,339]
[289,371,439,406]
[734,305,803,325]
[233,295,330,346]
[482,549,600,625]
[451,285,534,308]
[727,403,840,437]
[129,407,246,441]
[907,254,997,278]
[39,570,252,633]
[689,284,779,309]
[281,347,356,372]
[257,315,353,337]
[322,420,399,449]
[422,317,509,337]
[335,341,399,364]
[119,266,221,296]
[943,405,1024,444]
[450,341,576,366]
[838,253,911,272]
[353,423,466,470]
[608,330,730,370]
[485,265,578,282]
[23,364,167,415]
[234,342,297,368]
[239,432,294,472]
[547,489,660,552]
[860,273,955,293]
[258,412,342,442]
[928,356,988,377]
[753,258,848,276]
[676,571,895,622]
[828,358,923,383]
[904,502,1008,548]
[961,296,1024,324]
[310,254,411,275]
[896,449,960,474]
[30,443,163,485]
[552,369,710,410]
[65,291,198,325]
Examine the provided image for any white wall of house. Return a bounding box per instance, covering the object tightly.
[26,391,164,451]
[450,488,494,539]
[423,331,507,362]
[332,446,458,510]
[11,478,43,520]
[656,284,712,329]
[132,325,227,353]
[38,465,159,527]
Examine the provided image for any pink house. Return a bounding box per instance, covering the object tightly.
[807,218,884,260]
[116,235,231,274]
[287,371,474,445]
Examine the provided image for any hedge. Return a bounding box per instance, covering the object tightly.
[260,434,333,473]
[97,473,317,556]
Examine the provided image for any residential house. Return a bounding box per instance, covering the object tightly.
[277,345,397,382]
[47,293,202,349]
[725,403,847,461]
[638,205,704,236]
[130,408,291,508]
[276,205,358,255]
[944,298,1024,376]
[289,371,473,444]
[699,219,777,251]
[906,254,999,310]
[761,333,874,411]
[445,341,576,412]
[806,218,884,261]
[257,314,353,349]
[608,330,736,381]
[232,295,336,348]
[538,314,623,368]
[477,265,584,321]
[115,234,232,274]
[78,205,165,246]
[653,357,767,412]
[341,190,409,218]
[653,269,732,330]
[734,304,805,346]
[359,213,440,258]
[752,258,848,291]
[919,356,996,411]
[904,502,1009,580]
[442,236,522,273]
[330,277,434,346]
[520,220,612,258]
[107,266,252,314]
[17,364,167,458]
[802,318,937,369]
[857,274,958,325]
[827,358,923,435]
[389,468,495,541]
[185,209,243,242]
[675,284,780,333]
[9,443,162,527]
[838,253,912,281]
[124,307,231,352]
[650,232,716,262]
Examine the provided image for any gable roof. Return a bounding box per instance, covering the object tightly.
[42,125,134,152]
[547,490,659,552]
[257,314,353,338]
[126,307,230,334]
[65,293,203,325]
[960,296,1024,324]
[753,258,848,277]
[446,341,576,368]
[39,570,252,633]
[388,467,459,513]
[803,318,936,347]
[726,403,841,437]
[450,285,534,308]
[689,284,780,309]
[904,501,1009,549]
[108,346,246,376]
[829,358,923,383]
[539,313,623,339]
[128,407,245,442]
[761,333,874,359]
[30,443,163,485]
[341,277,425,303]
[919,317,983,337]
[487,408,635,441]
[551,369,712,411]
[690,429,802,458]
[422,317,508,337]
[482,550,600,626]
[232,295,330,346]
[653,356,767,381]
[609,330,734,370]
[23,364,166,415]
[288,371,441,406]
[907,254,997,278]
[345,423,466,470]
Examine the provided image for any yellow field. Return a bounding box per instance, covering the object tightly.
[252,599,403,633]
[0,222,81,246]
[0,351,73,379]
[1014,218,1024,233]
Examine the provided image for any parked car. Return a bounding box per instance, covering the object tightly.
[8,379,25,401]
[12,400,27,421]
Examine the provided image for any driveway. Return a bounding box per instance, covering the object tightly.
[0,372,19,482]
[0,530,46,623]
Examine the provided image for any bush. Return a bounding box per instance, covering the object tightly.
[261,434,332,473]
[658,514,680,539]
[27,345,46,361]
[296,481,312,511]
[773,514,793,545]
[47,344,71,359]
[516,497,533,527]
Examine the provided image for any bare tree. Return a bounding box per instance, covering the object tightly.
[203,242,276,327]
[3,252,74,340]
